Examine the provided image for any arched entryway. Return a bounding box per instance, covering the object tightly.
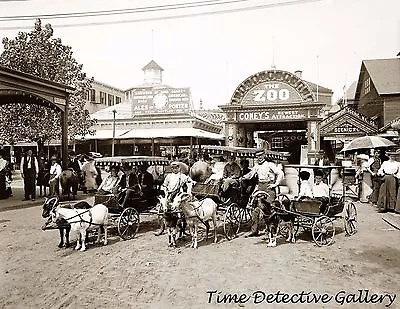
[220,69,327,164]
[0,65,74,166]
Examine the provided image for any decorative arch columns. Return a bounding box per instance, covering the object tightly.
[0,66,74,166]
[220,69,326,164]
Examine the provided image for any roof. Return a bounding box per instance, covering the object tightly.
[362,58,400,94]
[78,129,130,140]
[90,102,132,120]
[118,127,224,140]
[142,60,164,71]
[336,81,357,104]
[304,80,333,94]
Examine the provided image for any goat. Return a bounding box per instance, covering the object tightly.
[158,195,186,247]
[42,197,91,248]
[51,203,108,252]
[171,193,218,249]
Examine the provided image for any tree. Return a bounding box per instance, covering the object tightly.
[0,19,96,151]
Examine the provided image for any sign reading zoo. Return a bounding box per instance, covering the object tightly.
[242,82,303,105]
[131,87,191,114]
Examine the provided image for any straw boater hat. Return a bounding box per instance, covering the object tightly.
[50,155,58,161]
[385,150,397,156]
[256,149,265,156]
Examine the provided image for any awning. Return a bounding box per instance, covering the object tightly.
[78,130,130,140]
[119,127,224,140]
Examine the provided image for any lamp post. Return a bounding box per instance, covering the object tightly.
[112,109,117,156]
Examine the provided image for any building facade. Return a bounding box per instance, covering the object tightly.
[219,69,333,164]
[77,60,223,156]
[355,58,400,128]
[84,80,125,114]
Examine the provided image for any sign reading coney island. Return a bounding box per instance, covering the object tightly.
[131,87,191,114]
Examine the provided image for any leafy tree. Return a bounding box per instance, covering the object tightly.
[0,19,96,151]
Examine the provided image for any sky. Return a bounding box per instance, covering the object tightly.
[0,0,399,110]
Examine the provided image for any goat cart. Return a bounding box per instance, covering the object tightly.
[279,165,359,246]
[192,145,289,240]
[94,156,169,240]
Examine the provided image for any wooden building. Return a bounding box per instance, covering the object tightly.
[355,58,400,128]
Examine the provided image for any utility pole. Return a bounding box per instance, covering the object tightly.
[112,109,117,156]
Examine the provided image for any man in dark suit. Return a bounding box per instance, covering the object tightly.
[20,149,39,201]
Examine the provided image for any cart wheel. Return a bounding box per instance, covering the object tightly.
[223,203,241,240]
[344,202,358,236]
[239,207,252,225]
[312,216,335,246]
[118,207,140,240]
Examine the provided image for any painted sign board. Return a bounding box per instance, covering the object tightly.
[242,82,303,105]
[238,109,308,122]
[131,87,191,114]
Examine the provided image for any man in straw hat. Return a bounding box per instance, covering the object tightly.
[153,161,193,236]
[242,149,284,237]
[376,150,400,212]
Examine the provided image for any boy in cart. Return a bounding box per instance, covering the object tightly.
[312,169,330,214]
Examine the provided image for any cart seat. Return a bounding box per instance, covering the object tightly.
[293,199,323,215]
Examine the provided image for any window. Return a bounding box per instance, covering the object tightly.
[100,91,106,104]
[90,89,96,102]
[116,96,122,104]
[271,137,283,149]
[108,94,115,106]
[364,77,371,95]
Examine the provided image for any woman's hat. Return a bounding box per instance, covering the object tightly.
[50,155,58,161]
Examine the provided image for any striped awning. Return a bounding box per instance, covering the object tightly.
[202,145,289,160]
[95,155,169,167]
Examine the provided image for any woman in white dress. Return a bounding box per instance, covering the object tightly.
[377,151,400,212]
[81,156,98,192]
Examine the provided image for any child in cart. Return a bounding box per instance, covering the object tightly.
[296,170,313,200]
[313,169,330,214]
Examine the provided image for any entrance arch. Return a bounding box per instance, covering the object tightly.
[0,65,74,166]
[221,69,327,164]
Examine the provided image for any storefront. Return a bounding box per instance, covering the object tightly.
[320,106,378,153]
[220,69,332,164]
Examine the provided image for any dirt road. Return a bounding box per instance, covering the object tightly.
[0,201,399,309]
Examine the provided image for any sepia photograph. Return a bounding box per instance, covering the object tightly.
[0,0,399,308]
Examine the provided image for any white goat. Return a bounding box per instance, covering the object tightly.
[51,204,108,252]
[172,193,218,249]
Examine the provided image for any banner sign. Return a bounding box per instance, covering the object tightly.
[131,87,191,114]
[238,109,308,122]
[242,81,303,105]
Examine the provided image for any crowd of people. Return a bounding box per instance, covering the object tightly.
[356,149,400,214]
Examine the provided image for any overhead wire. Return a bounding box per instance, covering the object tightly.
[0,0,255,21]
[0,0,324,30]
